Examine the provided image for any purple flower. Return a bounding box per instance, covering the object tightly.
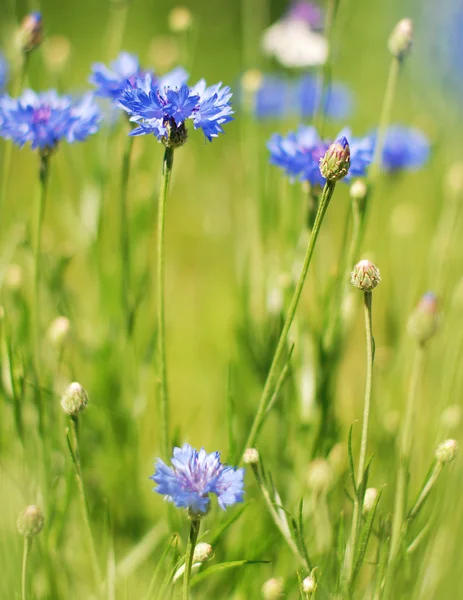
[286,1,323,30]
[90,52,151,101]
[150,444,245,514]
[118,72,233,143]
[0,89,101,151]
[375,125,430,172]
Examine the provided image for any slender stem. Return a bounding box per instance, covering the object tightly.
[21,536,32,600]
[407,461,443,523]
[157,147,174,458]
[183,519,201,600]
[241,181,336,459]
[343,291,375,589]
[105,1,129,60]
[385,345,425,592]
[119,133,134,336]
[69,416,103,594]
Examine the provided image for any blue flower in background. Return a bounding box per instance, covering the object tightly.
[376,125,430,172]
[248,74,352,121]
[90,52,150,101]
[151,443,245,514]
[0,53,9,91]
[0,90,101,151]
[268,125,373,186]
[118,73,234,143]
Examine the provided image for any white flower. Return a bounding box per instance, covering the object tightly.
[262,20,328,68]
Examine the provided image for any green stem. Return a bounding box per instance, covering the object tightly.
[183,519,201,600]
[386,345,425,591]
[105,0,130,60]
[119,133,134,336]
[157,147,174,459]
[343,291,375,590]
[21,536,32,600]
[407,461,443,523]
[241,180,337,459]
[69,416,103,594]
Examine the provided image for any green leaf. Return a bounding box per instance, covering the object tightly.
[357,454,374,504]
[297,498,312,570]
[348,423,357,495]
[351,488,383,587]
[191,560,270,587]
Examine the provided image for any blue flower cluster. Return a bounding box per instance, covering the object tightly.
[375,125,430,172]
[0,90,101,151]
[118,73,234,143]
[151,443,245,514]
[250,74,353,121]
[268,126,373,186]
[90,51,151,101]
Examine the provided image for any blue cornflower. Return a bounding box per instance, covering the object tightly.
[376,125,430,172]
[90,52,151,101]
[0,53,9,91]
[118,73,233,144]
[0,89,101,152]
[151,443,245,514]
[268,125,373,186]
[248,74,352,121]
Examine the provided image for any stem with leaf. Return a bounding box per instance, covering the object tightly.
[183,518,201,600]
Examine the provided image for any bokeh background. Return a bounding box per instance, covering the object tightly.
[1,0,463,598]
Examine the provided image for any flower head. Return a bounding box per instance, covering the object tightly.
[351,259,381,291]
[407,292,439,345]
[0,90,101,152]
[18,12,43,53]
[262,19,328,68]
[90,52,152,101]
[118,73,233,144]
[17,505,45,537]
[319,136,350,181]
[375,125,430,172]
[268,125,372,187]
[388,18,413,60]
[61,382,88,417]
[435,439,459,464]
[150,443,244,515]
[286,1,323,29]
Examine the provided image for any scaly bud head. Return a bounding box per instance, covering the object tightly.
[435,439,459,464]
[193,542,213,563]
[262,577,284,600]
[61,382,88,417]
[349,179,367,201]
[319,136,350,181]
[407,292,439,345]
[18,12,43,53]
[302,575,317,594]
[243,448,260,465]
[17,505,45,537]
[388,18,413,60]
[362,488,378,514]
[351,259,381,292]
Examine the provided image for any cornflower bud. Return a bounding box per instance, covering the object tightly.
[388,18,413,60]
[17,505,44,537]
[349,179,367,201]
[243,448,260,465]
[351,259,381,292]
[193,542,213,563]
[307,458,334,492]
[18,12,43,53]
[362,488,378,514]
[407,292,439,345]
[61,382,88,417]
[302,575,316,594]
[262,577,284,599]
[319,136,351,182]
[435,439,459,464]
[441,405,462,430]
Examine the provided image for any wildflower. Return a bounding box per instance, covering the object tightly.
[319,136,350,181]
[286,1,323,30]
[0,90,101,152]
[0,53,8,91]
[17,506,45,537]
[351,259,381,291]
[388,18,413,60]
[262,2,327,68]
[90,52,151,101]
[435,439,459,464]
[18,12,43,53]
[150,443,244,515]
[268,126,372,187]
[118,74,233,145]
[374,125,430,172]
[302,574,317,594]
[61,382,89,417]
[243,448,260,465]
[407,292,439,345]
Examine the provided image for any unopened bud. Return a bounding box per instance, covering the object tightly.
[262,577,284,599]
[328,442,347,476]
[302,575,316,594]
[363,488,378,514]
[17,505,44,537]
[388,18,413,60]
[61,382,88,417]
[319,137,350,181]
[243,448,260,465]
[47,316,71,346]
[351,259,381,291]
[4,264,23,290]
[441,405,462,430]
[407,292,439,345]
[435,439,459,464]
[18,12,43,53]
[193,542,213,563]
[307,458,334,492]
[349,179,367,201]
[168,6,193,32]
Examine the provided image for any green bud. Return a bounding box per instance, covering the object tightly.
[61,382,88,417]
[243,448,259,464]
[262,577,284,600]
[18,12,43,53]
[362,488,378,514]
[388,18,413,60]
[17,505,45,537]
[407,292,439,345]
[319,136,350,182]
[349,179,367,200]
[351,259,381,292]
[302,575,316,594]
[193,542,213,563]
[435,439,459,464]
